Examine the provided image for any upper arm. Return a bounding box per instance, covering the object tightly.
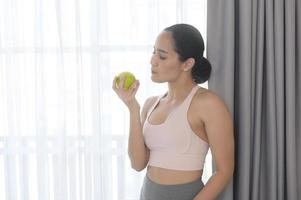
[140,96,158,125]
[202,93,234,175]
[138,96,157,167]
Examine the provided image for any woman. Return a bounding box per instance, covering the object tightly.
[113,24,234,200]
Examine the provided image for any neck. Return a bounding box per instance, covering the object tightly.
[166,81,197,102]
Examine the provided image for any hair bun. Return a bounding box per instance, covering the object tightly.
[192,56,212,84]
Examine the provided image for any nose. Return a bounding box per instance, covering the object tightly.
[150,54,158,66]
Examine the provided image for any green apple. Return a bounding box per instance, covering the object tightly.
[116,71,136,90]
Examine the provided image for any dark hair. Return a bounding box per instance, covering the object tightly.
[164,24,211,84]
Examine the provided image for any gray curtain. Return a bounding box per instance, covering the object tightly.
[207,0,301,200]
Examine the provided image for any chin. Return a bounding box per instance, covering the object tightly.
[151,75,162,83]
[152,75,171,83]
[151,79,166,83]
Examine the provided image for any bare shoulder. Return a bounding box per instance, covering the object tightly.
[142,96,158,111]
[192,87,232,122]
[141,96,158,124]
[196,88,228,107]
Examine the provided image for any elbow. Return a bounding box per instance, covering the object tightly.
[225,159,235,179]
[132,167,145,172]
[131,163,146,172]
[215,170,233,185]
[225,167,234,183]
[217,165,234,183]
[224,163,234,182]
[226,169,234,183]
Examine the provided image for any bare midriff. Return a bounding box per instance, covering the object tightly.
[147,165,203,185]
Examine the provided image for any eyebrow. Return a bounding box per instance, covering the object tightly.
[154,47,169,54]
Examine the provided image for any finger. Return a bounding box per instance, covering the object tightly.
[118,76,126,90]
[131,82,140,96]
[128,80,138,91]
[129,80,140,96]
[112,76,118,91]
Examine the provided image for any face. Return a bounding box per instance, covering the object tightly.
[150,31,184,83]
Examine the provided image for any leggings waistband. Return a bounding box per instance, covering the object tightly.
[140,175,204,200]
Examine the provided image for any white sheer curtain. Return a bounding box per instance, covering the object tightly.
[0,0,209,199]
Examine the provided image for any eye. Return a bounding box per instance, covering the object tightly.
[152,50,166,59]
[159,55,166,60]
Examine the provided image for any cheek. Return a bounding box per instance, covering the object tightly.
[163,67,179,77]
[164,61,182,75]
[158,62,181,80]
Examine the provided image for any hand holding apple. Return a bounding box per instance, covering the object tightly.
[115,71,136,90]
[112,71,140,111]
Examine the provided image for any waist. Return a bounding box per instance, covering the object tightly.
[148,150,206,171]
[147,165,203,185]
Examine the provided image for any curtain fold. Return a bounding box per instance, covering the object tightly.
[207,0,301,199]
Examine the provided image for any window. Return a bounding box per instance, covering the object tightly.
[0,0,210,199]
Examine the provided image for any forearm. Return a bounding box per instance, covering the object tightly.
[127,107,148,171]
[193,171,233,200]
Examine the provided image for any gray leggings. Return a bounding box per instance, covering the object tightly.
[140,175,204,200]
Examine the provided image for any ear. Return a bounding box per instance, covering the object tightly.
[182,58,195,72]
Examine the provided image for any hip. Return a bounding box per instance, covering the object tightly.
[140,174,204,200]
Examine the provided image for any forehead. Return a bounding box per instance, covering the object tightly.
[154,31,175,52]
